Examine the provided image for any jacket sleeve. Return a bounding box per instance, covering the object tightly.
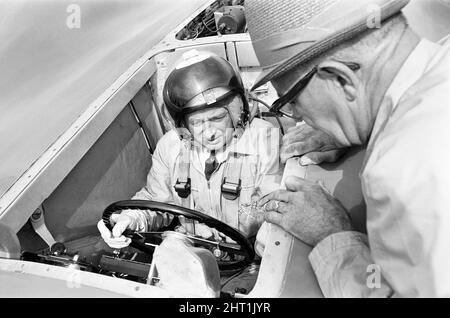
[121,132,178,231]
[309,231,393,297]
[317,155,450,298]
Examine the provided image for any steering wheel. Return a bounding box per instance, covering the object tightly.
[102,200,255,271]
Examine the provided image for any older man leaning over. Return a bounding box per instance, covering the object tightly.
[245,0,450,297]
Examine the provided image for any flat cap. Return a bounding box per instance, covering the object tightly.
[245,0,410,89]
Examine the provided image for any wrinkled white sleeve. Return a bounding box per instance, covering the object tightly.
[309,231,393,298]
[121,132,176,232]
[310,123,450,297]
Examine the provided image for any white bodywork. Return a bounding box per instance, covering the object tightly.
[0,0,449,298]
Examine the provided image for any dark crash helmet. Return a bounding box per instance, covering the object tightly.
[163,50,250,127]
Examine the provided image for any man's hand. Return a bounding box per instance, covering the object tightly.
[177,222,237,244]
[281,124,346,165]
[177,222,221,240]
[258,176,353,247]
[97,213,137,249]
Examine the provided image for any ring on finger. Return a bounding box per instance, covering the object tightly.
[274,200,280,211]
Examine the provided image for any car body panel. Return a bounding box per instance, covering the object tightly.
[0,258,199,297]
[0,0,211,199]
[0,0,213,232]
[0,0,449,298]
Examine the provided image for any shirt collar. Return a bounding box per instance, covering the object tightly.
[369,38,442,145]
[361,38,442,175]
[385,38,441,109]
[194,122,263,173]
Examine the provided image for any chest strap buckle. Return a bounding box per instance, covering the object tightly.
[174,178,191,199]
[221,178,241,201]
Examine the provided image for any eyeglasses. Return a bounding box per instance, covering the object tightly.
[269,62,361,119]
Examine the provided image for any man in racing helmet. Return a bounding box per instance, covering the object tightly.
[97,50,280,292]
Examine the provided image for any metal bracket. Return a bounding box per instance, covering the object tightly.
[30,205,56,247]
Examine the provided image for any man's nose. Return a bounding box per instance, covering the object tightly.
[291,104,303,121]
[204,127,218,140]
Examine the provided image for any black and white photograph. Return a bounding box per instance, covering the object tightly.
[1,0,450,303]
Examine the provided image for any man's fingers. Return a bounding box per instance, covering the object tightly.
[112,218,131,238]
[282,123,344,165]
[264,211,283,226]
[176,225,187,234]
[194,224,215,240]
[110,213,121,226]
[283,123,314,144]
[258,177,310,208]
[258,189,291,207]
[284,176,311,192]
[264,201,290,214]
[104,237,132,249]
[97,220,112,239]
[299,153,320,166]
[98,219,132,249]
[285,122,308,135]
[106,235,129,243]
[300,149,345,166]
[281,139,325,163]
[219,233,237,244]
[281,141,310,155]
[211,229,222,241]
[280,144,304,163]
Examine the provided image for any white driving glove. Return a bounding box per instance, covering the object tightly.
[97,213,138,249]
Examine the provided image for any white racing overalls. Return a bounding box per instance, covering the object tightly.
[122,117,280,240]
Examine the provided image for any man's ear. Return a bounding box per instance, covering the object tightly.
[316,61,358,102]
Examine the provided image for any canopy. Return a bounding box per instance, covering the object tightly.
[0,0,209,197]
